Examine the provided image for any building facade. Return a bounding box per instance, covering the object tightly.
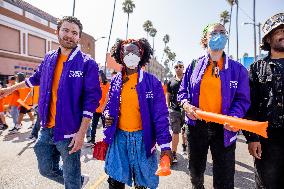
[0,0,96,85]
[145,57,165,81]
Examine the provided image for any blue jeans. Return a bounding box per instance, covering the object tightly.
[31,114,41,138]
[34,128,83,189]
[10,106,19,126]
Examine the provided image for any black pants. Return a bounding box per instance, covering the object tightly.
[255,138,284,189]
[90,112,102,141]
[187,121,236,189]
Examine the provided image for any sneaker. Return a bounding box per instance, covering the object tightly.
[9,126,20,133]
[81,174,89,188]
[0,124,8,130]
[182,144,187,153]
[172,151,178,163]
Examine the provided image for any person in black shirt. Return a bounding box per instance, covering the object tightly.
[166,61,187,163]
[244,13,284,188]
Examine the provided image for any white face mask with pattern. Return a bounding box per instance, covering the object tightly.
[123,53,141,69]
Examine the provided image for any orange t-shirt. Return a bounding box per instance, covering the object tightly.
[47,54,68,128]
[162,84,167,96]
[33,86,40,105]
[8,90,20,106]
[0,98,4,112]
[118,73,142,132]
[19,88,32,106]
[96,82,110,113]
[199,57,223,114]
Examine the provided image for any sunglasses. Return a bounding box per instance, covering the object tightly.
[174,65,184,69]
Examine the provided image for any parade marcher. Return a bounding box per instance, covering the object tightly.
[243,13,284,188]
[178,23,250,189]
[0,83,8,130]
[14,72,35,131]
[0,16,102,189]
[102,38,172,189]
[7,76,20,132]
[86,70,110,145]
[166,60,187,163]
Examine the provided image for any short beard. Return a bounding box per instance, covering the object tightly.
[272,46,284,52]
[58,37,77,49]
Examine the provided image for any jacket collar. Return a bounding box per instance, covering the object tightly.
[205,52,229,70]
[56,45,80,62]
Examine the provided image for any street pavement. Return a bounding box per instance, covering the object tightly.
[0,115,256,189]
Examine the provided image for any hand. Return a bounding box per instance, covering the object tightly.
[248,142,262,159]
[68,132,85,154]
[105,116,114,127]
[160,150,172,163]
[0,87,13,98]
[183,102,200,120]
[224,123,239,132]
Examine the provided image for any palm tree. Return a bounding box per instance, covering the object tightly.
[122,0,135,39]
[220,10,230,26]
[143,20,153,39]
[226,0,235,56]
[161,34,170,62]
[149,28,157,54]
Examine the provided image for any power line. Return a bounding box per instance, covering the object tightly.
[237,3,254,22]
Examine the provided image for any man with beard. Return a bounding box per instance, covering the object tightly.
[0,16,101,189]
[244,13,284,188]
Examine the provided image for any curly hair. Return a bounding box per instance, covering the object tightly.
[57,16,83,37]
[200,23,224,49]
[110,38,153,67]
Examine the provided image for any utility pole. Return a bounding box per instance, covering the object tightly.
[253,0,257,60]
[72,0,75,16]
[258,23,261,58]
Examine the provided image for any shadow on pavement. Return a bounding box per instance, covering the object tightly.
[3,130,31,143]
[170,152,189,174]
[17,140,36,156]
[204,161,255,188]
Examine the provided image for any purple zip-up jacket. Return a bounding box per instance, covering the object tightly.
[25,46,102,142]
[178,53,250,147]
[103,69,172,158]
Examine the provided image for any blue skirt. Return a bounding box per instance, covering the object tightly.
[105,129,159,189]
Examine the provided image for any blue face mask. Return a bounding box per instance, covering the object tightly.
[208,34,227,51]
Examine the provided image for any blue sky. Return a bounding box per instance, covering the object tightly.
[25,0,284,68]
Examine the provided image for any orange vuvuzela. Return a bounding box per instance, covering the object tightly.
[196,110,268,138]
[156,155,171,176]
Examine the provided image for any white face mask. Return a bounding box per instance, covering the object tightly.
[123,53,141,69]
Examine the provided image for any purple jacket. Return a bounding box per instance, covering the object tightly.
[178,53,250,147]
[25,46,102,142]
[103,69,172,157]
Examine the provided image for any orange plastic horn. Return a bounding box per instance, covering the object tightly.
[155,155,171,176]
[17,99,32,110]
[195,110,268,138]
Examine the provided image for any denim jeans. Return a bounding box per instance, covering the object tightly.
[187,121,236,189]
[10,106,19,126]
[255,138,284,189]
[31,114,41,138]
[34,127,83,189]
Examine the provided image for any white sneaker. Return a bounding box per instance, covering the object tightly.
[81,174,89,188]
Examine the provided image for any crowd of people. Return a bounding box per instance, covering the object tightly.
[0,12,283,189]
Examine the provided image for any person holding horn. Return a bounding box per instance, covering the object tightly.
[102,38,172,189]
[177,23,250,189]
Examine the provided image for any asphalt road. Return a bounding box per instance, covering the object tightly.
[0,115,256,189]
